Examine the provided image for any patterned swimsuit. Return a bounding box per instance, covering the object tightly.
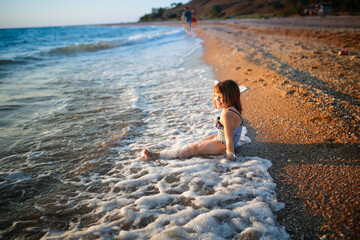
[215,109,243,147]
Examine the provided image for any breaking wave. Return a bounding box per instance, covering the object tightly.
[48,41,121,55]
[48,29,182,56]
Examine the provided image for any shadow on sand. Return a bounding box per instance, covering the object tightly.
[236,121,360,239]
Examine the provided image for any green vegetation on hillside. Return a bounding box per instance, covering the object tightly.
[139,0,360,22]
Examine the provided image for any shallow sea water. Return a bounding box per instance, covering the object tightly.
[0,25,289,239]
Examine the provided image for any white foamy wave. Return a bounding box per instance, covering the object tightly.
[47,29,182,56]
[127,29,182,42]
[44,153,289,239]
[175,36,203,67]
[121,85,140,111]
[48,41,123,55]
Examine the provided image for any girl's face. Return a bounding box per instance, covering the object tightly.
[214,92,225,109]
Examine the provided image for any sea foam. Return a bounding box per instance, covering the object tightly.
[47,152,289,239]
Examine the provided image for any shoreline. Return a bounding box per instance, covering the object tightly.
[194,17,360,239]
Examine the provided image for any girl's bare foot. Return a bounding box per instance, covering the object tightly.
[141,149,160,161]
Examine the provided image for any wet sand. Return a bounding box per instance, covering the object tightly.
[194,16,360,240]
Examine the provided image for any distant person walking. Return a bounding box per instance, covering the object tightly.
[191,9,197,28]
[183,7,192,34]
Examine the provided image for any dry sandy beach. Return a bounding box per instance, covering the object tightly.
[194,16,360,240]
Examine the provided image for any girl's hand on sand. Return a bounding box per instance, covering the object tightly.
[226,150,236,161]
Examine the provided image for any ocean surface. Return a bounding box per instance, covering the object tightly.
[0,25,289,239]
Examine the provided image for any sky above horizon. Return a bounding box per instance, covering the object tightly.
[0,0,187,29]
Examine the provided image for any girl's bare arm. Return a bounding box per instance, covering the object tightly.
[223,111,236,159]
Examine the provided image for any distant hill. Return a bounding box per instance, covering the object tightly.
[139,0,360,22]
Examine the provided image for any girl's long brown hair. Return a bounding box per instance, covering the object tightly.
[213,79,242,114]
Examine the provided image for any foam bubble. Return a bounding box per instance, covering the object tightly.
[74,154,288,239]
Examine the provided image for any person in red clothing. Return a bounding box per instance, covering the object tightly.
[191,9,197,28]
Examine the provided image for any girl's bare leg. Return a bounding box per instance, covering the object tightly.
[201,134,217,141]
[179,139,225,158]
[141,136,225,161]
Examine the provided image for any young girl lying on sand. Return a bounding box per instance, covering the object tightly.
[142,79,243,161]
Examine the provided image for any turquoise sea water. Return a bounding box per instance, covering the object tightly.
[0,25,289,239]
